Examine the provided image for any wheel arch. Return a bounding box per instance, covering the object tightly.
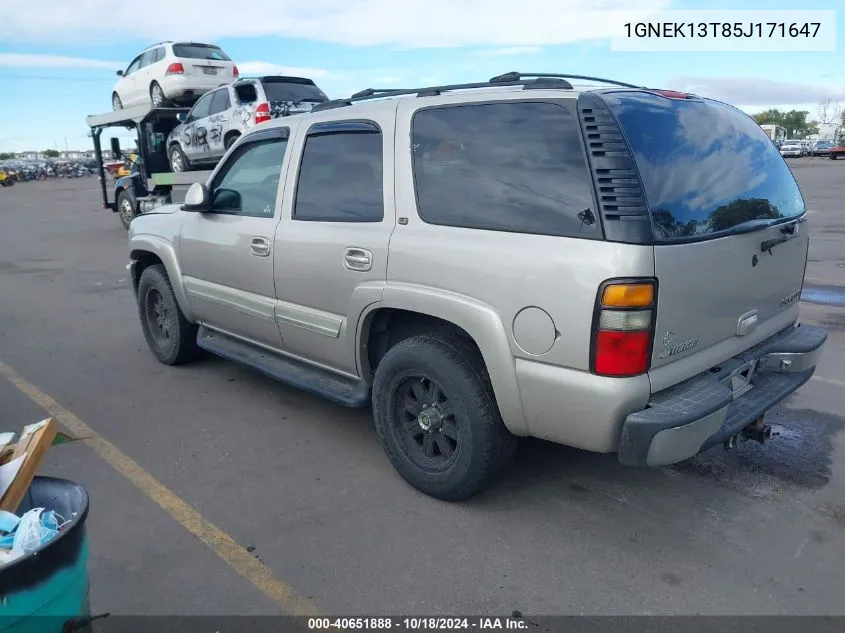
[129,238,194,322]
[356,287,528,436]
[224,130,241,147]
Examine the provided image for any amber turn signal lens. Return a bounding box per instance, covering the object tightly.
[601,283,654,308]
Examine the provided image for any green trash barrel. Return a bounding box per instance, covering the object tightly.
[0,477,92,633]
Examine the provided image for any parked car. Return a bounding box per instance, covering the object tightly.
[128,74,826,501]
[829,142,845,159]
[779,141,803,158]
[112,41,238,110]
[166,76,328,171]
[811,140,834,156]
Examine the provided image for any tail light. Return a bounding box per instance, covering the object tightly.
[591,280,657,377]
[254,102,271,124]
[165,63,184,75]
[649,89,691,99]
[233,65,239,78]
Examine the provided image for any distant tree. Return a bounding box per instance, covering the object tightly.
[752,109,784,125]
[816,98,843,126]
[751,108,817,138]
[0,152,15,160]
[43,149,60,158]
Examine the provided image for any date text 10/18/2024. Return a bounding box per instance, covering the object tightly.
[308,617,528,630]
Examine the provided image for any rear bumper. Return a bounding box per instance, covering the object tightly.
[618,323,827,467]
[159,75,223,101]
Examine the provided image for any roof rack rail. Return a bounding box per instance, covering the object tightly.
[312,76,576,112]
[489,72,644,89]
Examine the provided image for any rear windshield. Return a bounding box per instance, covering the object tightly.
[172,43,231,61]
[261,80,328,103]
[605,92,805,242]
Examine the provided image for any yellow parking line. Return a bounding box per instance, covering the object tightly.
[0,360,321,617]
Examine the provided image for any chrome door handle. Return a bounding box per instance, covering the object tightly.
[344,248,372,272]
[250,237,271,257]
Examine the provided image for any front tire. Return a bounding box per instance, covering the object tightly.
[116,189,137,229]
[372,334,517,501]
[137,265,199,365]
[150,81,167,107]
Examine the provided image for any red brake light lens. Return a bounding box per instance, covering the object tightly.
[233,65,239,78]
[255,102,271,124]
[649,89,690,99]
[166,62,184,75]
[594,331,651,376]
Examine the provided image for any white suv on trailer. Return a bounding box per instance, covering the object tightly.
[112,41,239,110]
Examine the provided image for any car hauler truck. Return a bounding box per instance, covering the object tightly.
[86,105,212,228]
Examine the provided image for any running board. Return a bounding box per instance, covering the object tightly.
[196,326,370,408]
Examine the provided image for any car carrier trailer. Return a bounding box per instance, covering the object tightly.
[86,105,212,228]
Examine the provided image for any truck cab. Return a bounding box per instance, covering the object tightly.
[86,105,213,228]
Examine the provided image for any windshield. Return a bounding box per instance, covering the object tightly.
[605,91,805,242]
[815,141,833,147]
[172,43,231,61]
[261,81,328,103]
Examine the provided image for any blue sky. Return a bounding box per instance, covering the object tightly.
[0,0,842,152]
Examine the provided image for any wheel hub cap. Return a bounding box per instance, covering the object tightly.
[418,405,443,432]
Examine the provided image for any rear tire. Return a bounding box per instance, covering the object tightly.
[169,145,189,172]
[150,81,167,107]
[372,333,517,501]
[116,189,137,229]
[137,265,200,365]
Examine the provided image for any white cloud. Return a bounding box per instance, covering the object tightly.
[0,0,671,47]
[475,46,542,56]
[669,76,845,107]
[0,53,120,69]
[237,61,329,78]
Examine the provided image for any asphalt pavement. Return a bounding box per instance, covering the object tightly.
[0,158,844,617]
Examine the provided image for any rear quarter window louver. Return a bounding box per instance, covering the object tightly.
[577,92,654,244]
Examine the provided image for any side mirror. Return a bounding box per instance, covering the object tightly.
[110,137,122,158]
[176,112,187,123]
[116,70,124,77]
[183,182,211,212]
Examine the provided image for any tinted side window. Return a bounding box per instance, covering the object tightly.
[294,127,383,223]
[153,47,165,63]
[209,89,231,115]
[235,83,258,104]
[210,136,288,217]
[412,102,598,238]
[188,93,214,121]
